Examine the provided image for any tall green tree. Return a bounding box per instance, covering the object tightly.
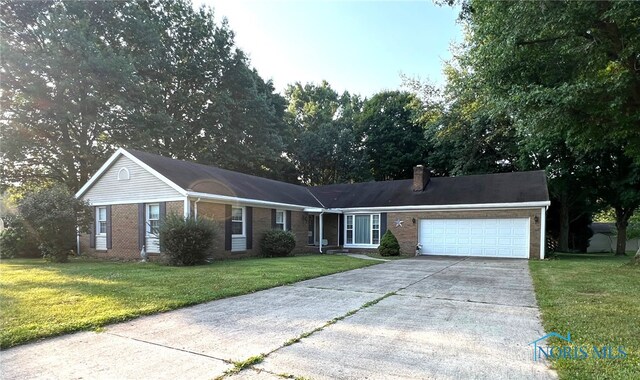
[358,91,427,181]
[285,81,366,185]
[425,63,519,176]
[453,0,640,254]
[1,1,145,192]
[195,51,294,181]
[119,1,294,181]
[462,0,640,160]
[592,150,640,255]
[1,0,296,193]
[519,129,598,251]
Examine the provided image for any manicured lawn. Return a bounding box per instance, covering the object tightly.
[0,255,378,349]
[529,253,640,379]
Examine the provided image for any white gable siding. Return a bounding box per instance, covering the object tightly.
[83,156,182,204]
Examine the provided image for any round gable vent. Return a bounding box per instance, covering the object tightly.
[117,167,131,180]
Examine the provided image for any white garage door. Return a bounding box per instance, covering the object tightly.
[418,218,530,258]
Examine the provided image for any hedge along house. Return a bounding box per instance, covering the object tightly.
[75,148,551,260]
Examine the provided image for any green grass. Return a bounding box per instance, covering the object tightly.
[529,253,640,379]
[0,255,378,349]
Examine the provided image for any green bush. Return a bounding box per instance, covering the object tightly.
[378,230,400,256]
[260,229,296,257]
[159,214,217,266]
[17,186,92,262]
[0,214,40,258]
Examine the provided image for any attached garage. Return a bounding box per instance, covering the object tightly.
[314,167,549,260]
[418,218,530,258]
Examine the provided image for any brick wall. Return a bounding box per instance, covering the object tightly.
[290,210,309,252]
[323,215,339,246]
[196,202,310,259]
[195,201,226,256]
[81,203,542,260]
[81,201,183,260]
[386,209,542,259]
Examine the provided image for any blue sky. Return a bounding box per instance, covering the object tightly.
[193,0,463,96]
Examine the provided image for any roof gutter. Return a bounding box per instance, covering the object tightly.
[303,207,342,214]
[185,191,310,210]
[336,201,551,213]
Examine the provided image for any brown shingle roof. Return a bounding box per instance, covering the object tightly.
[127,149,549,208]
[311,171,550,208]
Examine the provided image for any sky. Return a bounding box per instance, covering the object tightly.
[192,0,463,97]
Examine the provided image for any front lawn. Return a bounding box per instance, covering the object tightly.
[529,253,640,379]
[0,255,377,349]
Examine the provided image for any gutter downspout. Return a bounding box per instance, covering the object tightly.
[541,204,551,259]
[194,198,201,219]
[319,211,324,254]
[76,226,80,256]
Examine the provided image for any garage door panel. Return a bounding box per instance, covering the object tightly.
[419,218,530,259]
[469,247,483,255]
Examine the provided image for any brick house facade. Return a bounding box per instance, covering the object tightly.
[77,149,550,260]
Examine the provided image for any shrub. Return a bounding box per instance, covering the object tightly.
[260,229,296,257]
[159,213,217,266]
[378,230,400,256]
[0,214,40,258]
[17,186,92,262]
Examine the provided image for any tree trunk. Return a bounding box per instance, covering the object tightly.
[614,207,630,256]
[616,224,627,255]
[559,195,570,252]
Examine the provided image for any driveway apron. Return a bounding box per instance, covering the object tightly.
[1,257,556,380]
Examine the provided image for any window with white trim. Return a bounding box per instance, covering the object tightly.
[275,210,286,230]
[372,214,380,244]
[146,203,160,235]
[96,207,107,235]
[232,207,244,236]
[345,214,381,246]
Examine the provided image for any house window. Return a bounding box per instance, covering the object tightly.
[346,215,354,244]
[275,210,286,230]
[146,203,160,235]
[96,207,107,234]
[345,214,381,246]
[232,207,244,236]
[372,214,380,244]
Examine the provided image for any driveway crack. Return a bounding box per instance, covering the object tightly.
[104,331,231,364]
[290,284,388,296]
[396,256,469,291]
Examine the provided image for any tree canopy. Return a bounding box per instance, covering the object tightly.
[1,0,292,192]
[446,0,640,254]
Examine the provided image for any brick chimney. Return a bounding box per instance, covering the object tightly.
[412,165,430,192]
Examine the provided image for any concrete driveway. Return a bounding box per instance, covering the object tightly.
[1,257,556,380]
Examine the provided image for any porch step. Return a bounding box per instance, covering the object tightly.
[326,249,350,255]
